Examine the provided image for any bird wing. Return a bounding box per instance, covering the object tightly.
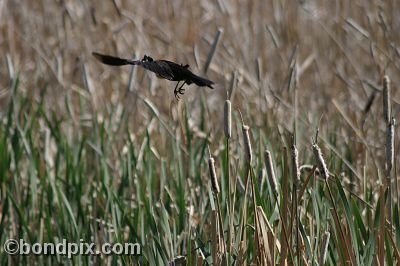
[137,60,174,80]
[92,52,140,66]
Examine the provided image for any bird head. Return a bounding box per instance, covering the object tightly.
[142,55,154,62]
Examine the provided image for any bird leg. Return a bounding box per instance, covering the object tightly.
[177,81,186,95]
[174,81,186,99]
[174,81,181,98]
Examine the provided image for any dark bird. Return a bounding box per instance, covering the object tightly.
[92,52,214,98]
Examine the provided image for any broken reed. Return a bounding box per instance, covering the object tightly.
[239,117,256,241]
[207,145,226,261]
[319,231,330,265]
[242,125,252,164]
[239,117,266,264]
[237,112,261,257]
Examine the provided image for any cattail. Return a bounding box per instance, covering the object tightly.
[386,117,395,172]
[242,125,253,164]
[319,231,330,265]
[312,143,329,180]
[224,100,232,138]
[291,144,300,187]
[208,146,220,195]
[264,150,278,197]
[382,75,391,125]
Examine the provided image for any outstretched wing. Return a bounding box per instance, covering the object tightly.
[93,52,175,80]
[92,52,140,66]
[137,60,175,80]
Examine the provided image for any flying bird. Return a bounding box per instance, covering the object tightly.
[92,52,214,98]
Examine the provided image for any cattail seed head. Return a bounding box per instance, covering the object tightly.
[312,143,329,180]
[242,125,253,164]
[386,117,395,173]
[383,75,391,125]
[291,144,300,187]
[224,100,232,139]
[264,150,278,197]
[208,147,220,195]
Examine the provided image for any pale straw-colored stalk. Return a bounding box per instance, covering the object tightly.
[319,231,330,265]
[208,146,220,195]
[265,150,278,197]
[242,125,252,164]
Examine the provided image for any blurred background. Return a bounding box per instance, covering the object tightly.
[2,1,399,123]
[0,1,399,263]
[1,0,399,174]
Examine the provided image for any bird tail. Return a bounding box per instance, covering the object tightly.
[188,74,214,89]
[92,52,138,66]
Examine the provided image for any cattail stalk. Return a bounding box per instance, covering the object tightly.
[291,144,300,187]
[208,148,220,195]
[291,143,300,264]
[207,146,225,254]
[383,75,391,125]
[224,100,232,139]
[264,150,278,197]
[224,98,233,253]
[312,143,329,180]
[239,110,252,165]
[386,117,395,173]
[386,117,395,223]
[238,111,256,252]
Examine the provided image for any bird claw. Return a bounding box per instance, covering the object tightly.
[174,87,185,99]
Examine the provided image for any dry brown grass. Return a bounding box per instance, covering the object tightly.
[1,0,400,264]
[2,2,399,144]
